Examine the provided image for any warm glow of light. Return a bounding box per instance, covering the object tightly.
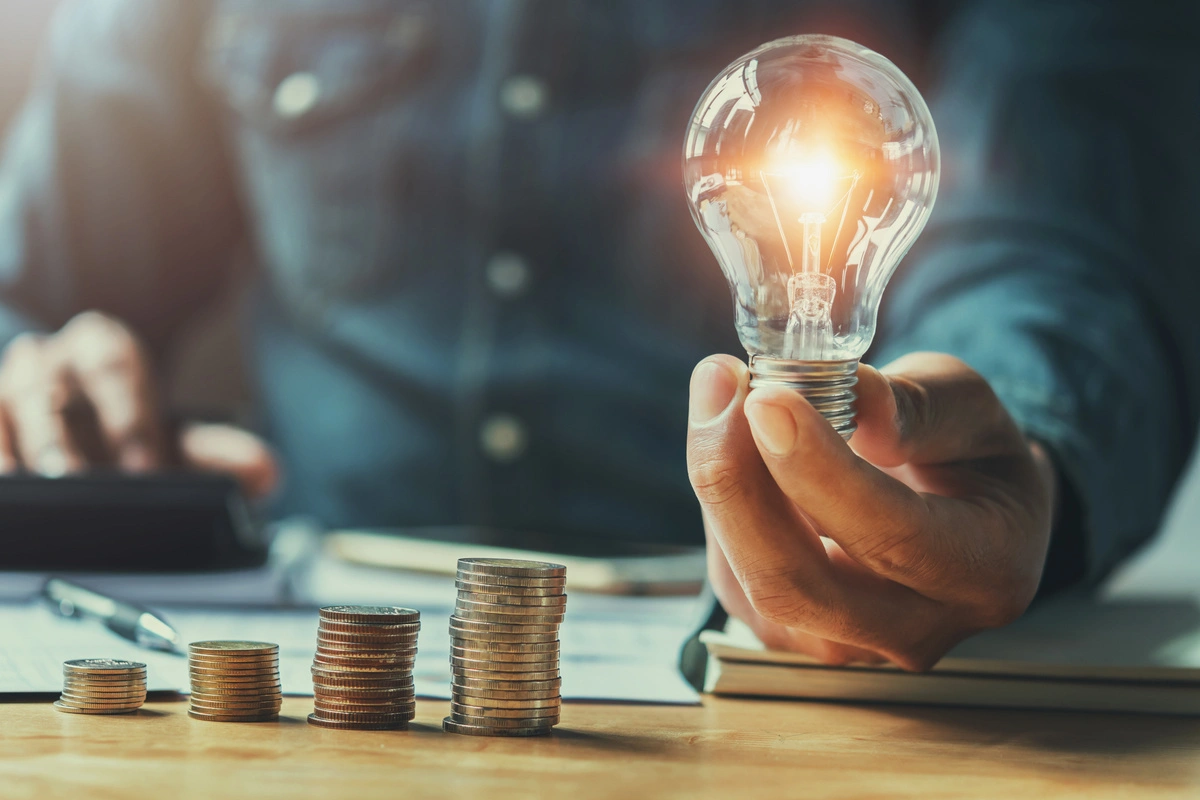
[776,153,839,211]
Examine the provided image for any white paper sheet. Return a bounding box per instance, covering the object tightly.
[0,580,701,703]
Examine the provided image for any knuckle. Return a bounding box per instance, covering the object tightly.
[65,312,140,367]
[741,569,812,626]
[687,458,745,508]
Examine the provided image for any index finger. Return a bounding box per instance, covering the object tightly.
[59,314,164,470]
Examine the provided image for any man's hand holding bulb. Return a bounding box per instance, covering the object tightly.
[687,352,1057,669]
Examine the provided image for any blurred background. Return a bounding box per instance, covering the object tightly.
[0,0,251,423]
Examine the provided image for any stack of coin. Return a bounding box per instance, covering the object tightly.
[55,658,147,715]
[308,605,420,730]
[445,558,566,737]
[188,641,282,722]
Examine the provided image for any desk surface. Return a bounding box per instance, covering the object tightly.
[4,696,1200,799]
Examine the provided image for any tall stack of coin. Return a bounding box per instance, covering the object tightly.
[308,605,420,730]
[55,658,147,714]
[445,558,566,737]
[188,641,282,722]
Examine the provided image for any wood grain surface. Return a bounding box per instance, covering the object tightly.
[3,695,1199,799]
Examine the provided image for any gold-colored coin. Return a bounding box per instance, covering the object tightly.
[313,700,416,715]
[450,701,560,718]
[442,717,553,737]
[455,598,566,617]
[54,700,140,715]
[449,637,558,654]
[317,620,421,636]
[449,626,559,645]
[452,693,561,710]
[455,570,567,588]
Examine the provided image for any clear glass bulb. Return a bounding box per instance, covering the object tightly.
[683,35,939,438]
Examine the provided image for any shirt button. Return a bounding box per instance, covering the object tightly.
[499,75,547,119]
[485,253,531,298]
[274,72,321,119]
[480,414,527,463]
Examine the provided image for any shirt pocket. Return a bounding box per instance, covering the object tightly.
[199,0,445,309]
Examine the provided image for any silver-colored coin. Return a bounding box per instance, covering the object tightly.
[454,579,565,598]
[449,683,560,701]
[452,609,564,627]
[455,598,566,618]
[188,641,278,656]
[442,717,553,737]
[307,713,407,731]
[451,693,561,710]
[455,590,567,608]
[449,637,559,654]
[63,658,147,674]
[450,711,560,728]
[450,700,561,718]
[187,709,279,723]
[456,558,566,578]
[54,700,140,715]
[59,689,147,701]
[450,655,558,673]
[319,606,421,625]
[449,646,559,664]
[455,570,566,589]
[61,679,147,692]
[449,627,560,645]
[313,700,416,716]
[451,676,561,693]
[452,666,560,682]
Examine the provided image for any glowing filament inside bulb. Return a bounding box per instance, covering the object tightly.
[778,154,838,212]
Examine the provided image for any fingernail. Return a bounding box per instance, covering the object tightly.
[689,360,738,425]
[745,401,797,457]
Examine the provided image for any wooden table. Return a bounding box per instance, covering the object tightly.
[4,695,1200,799]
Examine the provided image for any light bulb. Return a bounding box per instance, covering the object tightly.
[683,35,940,438]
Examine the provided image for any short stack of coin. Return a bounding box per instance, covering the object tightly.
[308,605,420,730]
[188,641,282,722]
[54,658,147,715]
[445,558,566,737]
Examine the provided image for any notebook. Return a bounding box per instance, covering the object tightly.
[702,593,1200,715]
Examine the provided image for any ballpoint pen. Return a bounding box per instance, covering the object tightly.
[41,577,183,654]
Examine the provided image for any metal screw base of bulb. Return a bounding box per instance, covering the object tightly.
[748,356,859,440]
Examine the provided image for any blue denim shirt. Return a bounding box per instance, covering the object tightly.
[1,0,1197,583]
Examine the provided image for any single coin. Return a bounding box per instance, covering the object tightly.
[189,680,281,692]
[59,690,147,703]
[453,666,560,682]
[314,643,417,656]
[457,558,566,578]
[320,606,421,625]
[456,570,567,588]
[449,615,559,634]
[190,688,282,700]
[452,692,561,709]
[449,637,559,655]
[449,627,560,645]
[309,709,412,724]
[450,684,560,701]
[190,668,280,679]
[54,700,139,715]
[63,658,147,673]
[450,656,558,673]
[188,709,278,723]
[443,717,553,737]
[311,680,414,692]
[454,579,565,597]
[313,692,415,705]
[450,701,560,718]
[449,647,559,664]
[61,680,148,692]
[189,698,282,710]
[318,621,422,637]
[313,700,416,716]
[314,686,414,698]
[307,713,406,730]
[453,610,565,627]
[451,676,561,693]
[455,598,566,617]
[188,641,278,656]
[310,667,413,682]
[316,632,420,647]
[187,657,280,669]
[312,659,415,673]
[451,712,560,728]
[55,698,145,710]
[455,590,567,608]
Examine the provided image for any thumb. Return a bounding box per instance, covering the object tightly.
[178,423,280,499]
